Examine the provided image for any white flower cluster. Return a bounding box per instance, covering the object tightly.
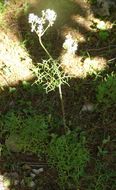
[63,33,78,55]
[28,9,57,36]
[42,9,57,26]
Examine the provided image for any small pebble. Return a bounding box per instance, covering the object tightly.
[32,168,44,175]
[80,103,95,113]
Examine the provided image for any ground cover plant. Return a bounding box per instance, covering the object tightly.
[96,73,116,107]
[1,112,49,154]
[0,0,116,190]
[47,132,89,189]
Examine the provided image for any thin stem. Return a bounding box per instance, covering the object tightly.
[42,24,50,36]
[58,84,67,129]
[39,36,52,59]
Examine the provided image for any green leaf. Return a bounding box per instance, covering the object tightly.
[9,87,16,93]
[99,31,109,41]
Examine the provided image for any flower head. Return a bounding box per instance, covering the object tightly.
[28,9,57,36]
[63,33,78,55]
[28,13,39,24]
[37,24,44,36]
[42,9,57,26]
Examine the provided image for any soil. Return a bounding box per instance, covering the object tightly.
[0,0,116,189]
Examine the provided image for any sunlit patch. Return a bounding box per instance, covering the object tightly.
[83,57,107,75]
[72,14,92,31]
[72,13,113,34]
[0,31,34,88]
[61,52,107,78]
[61,26,86,43]
[0,174,10,190]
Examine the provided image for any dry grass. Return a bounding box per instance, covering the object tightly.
[0,31,34,88]
[61,52,107,78]
[0,0,34,89]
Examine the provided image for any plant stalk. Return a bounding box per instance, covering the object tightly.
[58,84,67,129]
[38,35,67,129]
[39,36,52,59]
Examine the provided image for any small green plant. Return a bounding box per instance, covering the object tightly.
[96,74,116,107]
[87,162,116,190]
[94,21,109,41]
[97,136,110,157]
[97,21,109,41]
[47,132,89,189]
[98,30,109,41]
[28,10,78,129]
[3,112,49,154]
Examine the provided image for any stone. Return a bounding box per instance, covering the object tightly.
[32,168,44,175]
[80,103,95,113]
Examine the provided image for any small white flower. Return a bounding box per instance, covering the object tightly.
[36,17,43,25]
[28,13,34,23]
[43,9,57,26]
[31,24,36,32]
[97,21,106,30]
[29,13,38,23]
[28,9,57,35]
[37,24,44,36]
[63,33,78,55]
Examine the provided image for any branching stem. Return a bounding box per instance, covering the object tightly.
[38,34,67,128]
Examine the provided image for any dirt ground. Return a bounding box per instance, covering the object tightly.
[0,0,116,189]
